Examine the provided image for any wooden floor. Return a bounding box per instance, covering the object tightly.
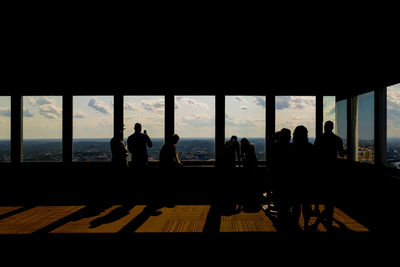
[0,204,369,235]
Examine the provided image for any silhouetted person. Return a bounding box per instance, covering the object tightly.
[110,126,128,168]
[314,121,346,229]
[222,135,241,168]
[240,138,258,168]
[289,125,315,230]
[269,129,291,215]
[159,134,182,168]
[127,123,152,168]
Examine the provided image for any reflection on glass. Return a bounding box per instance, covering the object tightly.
[0,96,11,162]
[175,96,215,161]
[73,96,113,162]
[387,83,400,169]
[357,91,374,164]
[336,99,347,158]
[275,96,316,142]
[22,96,62,162]
[225,96,266,160]
[124,96,164,161]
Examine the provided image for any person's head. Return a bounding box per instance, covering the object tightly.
[134,123,142,133]
[167,134,180,145]
[240,138,249,147]
[280,128,291,144]
[293,125,308,144]
[324,121,334,133]
[115,125,125,140]
[230,135,238,143]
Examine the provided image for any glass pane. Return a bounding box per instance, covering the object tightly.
[22,96,62,162]
[225,96,266,160]
[323,96,336,134]
[124,96,164,161]
[275,96,316,142]
[175,96,215,161]
[73,96,113,162]
[0,96,11,162]
[357,91,374,164]
[387,83,400,169]
[336,99,348,157]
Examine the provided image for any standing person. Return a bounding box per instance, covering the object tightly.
[222,135,241,168]
[110,126,128,168]
[240,138,257,168]
[314,120,346,230]
[127,123,152,168]
[290,125,315,231]
[159,134,182,168]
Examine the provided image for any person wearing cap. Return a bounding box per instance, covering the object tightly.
[110,125,128,168]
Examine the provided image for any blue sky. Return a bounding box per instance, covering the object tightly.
[276,96,316,138]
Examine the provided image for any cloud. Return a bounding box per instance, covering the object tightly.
[276,96,290,109]
[141,98,164,114]
[28,96,55,106]
[276,96,315,110]
[177,97,209,109]
[39,103,62,119]
[240,106,248,110]
[235,96,248,103]
[225,113,257,127]
[179,113,214,127]
[255,96,266,108]
[88,98,112,114]
[124,102,143,113]
[73,111,88,118]
[0,107,10,117]
[23,108,34,117]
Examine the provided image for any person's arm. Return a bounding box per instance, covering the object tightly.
[174,146,182,166]
[337,137,347,157]
[146,135,153,148]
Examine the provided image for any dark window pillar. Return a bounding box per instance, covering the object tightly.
[266,95,275,164]
[114,93,124,138]
[165,92,174,142]
[62,93,73,163]
[375,87,386,166]
[11,94,22,164]
[215,92,225,168]
[316,95,323,140]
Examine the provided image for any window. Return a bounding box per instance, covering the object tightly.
[323,96,336,134]
[387,83,400,169]
[124,96,164,161]
[175,96,215,161]
[0,96,11,162]
[22,96,62,162]
[336,98,348,158]
[275,96,316,142]
[356,91,374,164]
[225,96,266,160]
[73,96,113,162]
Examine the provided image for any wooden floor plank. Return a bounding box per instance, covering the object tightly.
[0,206,84,234]
[0,207,23,217]
[135,205,210,233]
[51,205,146,233]
[220,209,276,232]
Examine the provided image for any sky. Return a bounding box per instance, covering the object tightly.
[175,96,215,138]
[387,83,400,138]
[0,86,398,140]
[276,96,316,138]
[225,96,265,139]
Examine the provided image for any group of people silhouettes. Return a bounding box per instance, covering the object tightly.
[110,123,182,169]
[110,120,346,231]
[269,121,346,231]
